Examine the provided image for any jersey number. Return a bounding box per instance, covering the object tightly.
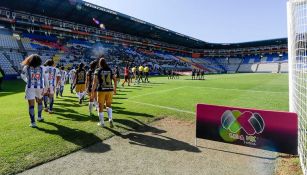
[32,73,41,80]
[101,73,112,87]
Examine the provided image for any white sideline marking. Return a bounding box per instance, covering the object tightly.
[129,86,185,99]
[128,100,194,114]
[188,86,287,94]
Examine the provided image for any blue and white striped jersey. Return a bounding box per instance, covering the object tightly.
[21,65,47,89]
[45,66,61,87]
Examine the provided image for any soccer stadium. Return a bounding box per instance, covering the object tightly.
[0,0,306,175]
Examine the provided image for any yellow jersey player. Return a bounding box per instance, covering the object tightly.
[74,63,86,104]
[92,57,117,128]
[137,65,144,83]
[144,65,150,83]
[85,61,98,116]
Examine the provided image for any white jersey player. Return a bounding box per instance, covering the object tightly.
[43,59,61,114]
[56,67,67,97]
[21,54,48,127]
[69,68,76,93]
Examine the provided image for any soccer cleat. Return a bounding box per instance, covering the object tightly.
[37,117,44,122]
[29,122,37,128]
[48,110,53,114]
[97,122,105,128]
[109,119,114,128]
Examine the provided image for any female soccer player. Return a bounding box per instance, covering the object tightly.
[21,54,48,127]
[121,65,130,87]
[56,66,67,98]
[85,61,98,115]
[44,59,61,114]
[74,63,86,104]
[114,66,120,87]
[92,58,117,128]
[68,67,76,93]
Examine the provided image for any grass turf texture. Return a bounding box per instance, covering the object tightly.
[0,73,289,174]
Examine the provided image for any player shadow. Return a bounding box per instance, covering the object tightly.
[113,107,154,118]
[0,92,17,97]
[113,97,128,100]
[114,93,127,96]
[105,127,200,153]
[53,107,98,122]
[197,146,277,160]
[36,121,110,153]
[55,102,80,108]
[56,98,77,103]
[112,102,123,105]
[113,118,166,135]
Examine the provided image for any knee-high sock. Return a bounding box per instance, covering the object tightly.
[38,103,43,118]
[60,86,64,96]
[89,102,93,113]
[94,100,98,109]
[49,97,54,111]
[43,96,48,108]
[29,106,35,123]
[99,112,104,124]
[56,88,59,97]
[107,108,112,120]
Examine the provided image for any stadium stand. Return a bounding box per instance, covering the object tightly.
[0,2,288,78]
[0,52,17,75]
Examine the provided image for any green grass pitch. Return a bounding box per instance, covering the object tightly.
[0,73,289,174]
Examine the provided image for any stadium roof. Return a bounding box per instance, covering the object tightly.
[0,0,287,49]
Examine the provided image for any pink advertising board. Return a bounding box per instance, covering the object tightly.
[196,104,298,154]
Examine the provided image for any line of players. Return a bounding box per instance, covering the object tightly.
[192,69,205,80]
[21,54,151,128]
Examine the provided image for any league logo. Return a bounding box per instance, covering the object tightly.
[221,110,265,136]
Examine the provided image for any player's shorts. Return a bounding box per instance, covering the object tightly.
[44,86,55,95]
[97,91,113,107]
[145,72,149,76]
[75,84,86,93]
[124,75,130,81]
[25,88,44,100]
[139,72,143,76]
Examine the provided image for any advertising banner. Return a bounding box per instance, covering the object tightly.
[196,104,298,154]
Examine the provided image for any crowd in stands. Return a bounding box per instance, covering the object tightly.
[0,27,289,79]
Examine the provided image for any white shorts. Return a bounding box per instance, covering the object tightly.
[25,88,44,100]
[43,86,55,95]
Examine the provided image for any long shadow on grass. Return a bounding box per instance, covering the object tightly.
[104,123,200,153]
[113,118,166,135]
[53,108,97,122]
[36,121,110,153]
[113,107,154,118]
[198,146,277,160]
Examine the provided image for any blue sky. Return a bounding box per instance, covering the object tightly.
[86,0,288,43]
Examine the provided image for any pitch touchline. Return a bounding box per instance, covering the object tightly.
[187,86,287,94]
[128,100,194,114]
[129,86,185,99]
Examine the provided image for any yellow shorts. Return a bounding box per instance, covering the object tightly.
[97,91,113,107]
[75,84,86,93]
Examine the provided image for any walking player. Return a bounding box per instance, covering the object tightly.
[92,57,117,128]
[21,54,49,127]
